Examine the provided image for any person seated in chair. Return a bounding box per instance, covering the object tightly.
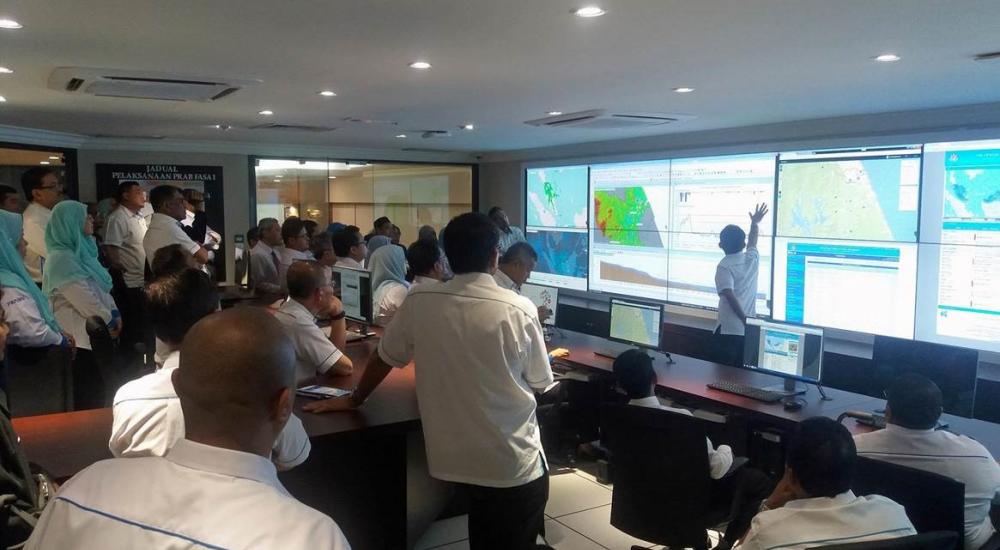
[739,417,915,550]
[854,374,1000,550]
[614,349,772,549]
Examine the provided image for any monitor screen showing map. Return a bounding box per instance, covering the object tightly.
[776,146,922,242]
[609,297,663,349]
[525,228,589,291]
[526,165,589,229]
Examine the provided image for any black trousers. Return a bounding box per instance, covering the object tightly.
[713,327,745,367]
[710,465,774,547]
[463,471,549,550]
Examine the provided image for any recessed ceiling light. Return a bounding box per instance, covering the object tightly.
[574,6,606,17]
[48,156,60,160]
[258,109,274,116]
[874,53,901,62]
[409,61,432,70]
[0,67,12,74]
[672,87,695,93]
[212,124,232,130]
[395,134,407,138]
[318,90,337,97]
[328,176,337,179]
[39,161,50,165]
[461,124,475,131]
[0,96,7,103]
[547,111,563,116]
[0,19,22,30]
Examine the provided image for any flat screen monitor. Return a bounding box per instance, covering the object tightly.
[520,283,558,326]
[608,297,663,349]
[743,319,825,384]
[332,266,373,324]
[872,336,979,417]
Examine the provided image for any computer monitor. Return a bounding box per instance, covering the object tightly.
[608,297,663,350]
[872,336,979,418]
[331,266,373,324]
[743,319,825,384]
[520,283,559,326]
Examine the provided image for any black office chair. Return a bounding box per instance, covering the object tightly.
[821,531,958,550]
[86,316,120,407]
[601,403,728,550]
[852,456,965,550]
[5,345,73,416]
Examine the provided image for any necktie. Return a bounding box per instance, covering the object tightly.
[271,251,280,272]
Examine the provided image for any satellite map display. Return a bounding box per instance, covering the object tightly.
[526,166,589,228]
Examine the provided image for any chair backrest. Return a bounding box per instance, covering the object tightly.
[821,531,959,550]
[5,345,73,416]
[852,456,965,549]
[601,402,712,548]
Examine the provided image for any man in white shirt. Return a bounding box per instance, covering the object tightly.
[275,261,353,384]
[613,348,772,549]
[250,217,284,294]
[493,242,552,323]
[110,268,310,470]
[20,167,63,282]
[332,224,368,270]
[406,237,445,291]
[714,203,767,367]
[306,212,554,550]
[739,417,915,550]
[103,181,149,354]
[278,217,314,289]
[855,374,1000,550]
[143,185,208,273]
[28,307,350,550]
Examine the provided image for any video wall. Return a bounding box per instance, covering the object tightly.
[524,138,1000,353]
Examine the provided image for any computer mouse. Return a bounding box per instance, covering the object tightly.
[783,400,803,412]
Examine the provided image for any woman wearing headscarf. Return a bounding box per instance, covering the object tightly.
[365,234,392,266]
[0,210,70,349]
[369,244,410,327]
[43,201,121,408]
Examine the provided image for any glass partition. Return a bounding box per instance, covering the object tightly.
[254,159,473,243]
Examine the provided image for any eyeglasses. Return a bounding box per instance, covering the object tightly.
[37,185,62,191]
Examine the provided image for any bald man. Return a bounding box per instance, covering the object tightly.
[110,268,310,469]
[27,308,350,549]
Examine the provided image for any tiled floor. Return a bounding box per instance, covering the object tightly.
[414,467,721,550]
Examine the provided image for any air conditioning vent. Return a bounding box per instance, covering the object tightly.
[525,109,695,129]
[420,130,452,139]
[249,123,337,132]
[48,67,259,102]
[90,134,166,140]
[401,147,455,153]
[974,51,1000,62]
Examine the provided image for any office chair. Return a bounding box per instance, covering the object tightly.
[852,456,965,550]
[601,403,728,550]
[5,345,73,416]
[821,531,958,550]
[86,316,120,407]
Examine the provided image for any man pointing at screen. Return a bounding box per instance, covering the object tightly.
[714,203,768,367]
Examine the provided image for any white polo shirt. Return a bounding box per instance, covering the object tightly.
[629,396,734,480]
[22,202,51,282]
[103,206,148,288]
[373,281,408,327]
[143,213,202,270]
[335,256,365,270]
[408,275,440,292]
[378,272,553,488]
[493,268,519,293]
[715,247,759,336]
[738,490,915,550]
[249,242,282,293]
[25,439,349,550]
[274,299,345,384]
[855,424,1000,550]
[110,351,311,470]
[277,247,313,290]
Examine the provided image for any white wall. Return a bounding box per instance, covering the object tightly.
[76,149,250,284]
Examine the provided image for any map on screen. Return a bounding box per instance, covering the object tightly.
[777,151,921,241]
[592,186,669,247]
[526,166,589,228]
[944,150,1000,219]
[526,229,589,280]
[610,301,661,347]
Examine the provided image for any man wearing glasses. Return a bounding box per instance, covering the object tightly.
[21,167,64,282]
[143,185,210,276]
[277,217,314,291]
[331,225,368,270]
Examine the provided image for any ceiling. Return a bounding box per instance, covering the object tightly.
[0,0,998,153]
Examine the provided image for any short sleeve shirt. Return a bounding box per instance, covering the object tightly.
[274,299,345,384]
[715,248,760,335]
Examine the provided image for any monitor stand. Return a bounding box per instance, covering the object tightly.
[761,378,808,397]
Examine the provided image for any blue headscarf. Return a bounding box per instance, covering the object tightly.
[0,210,60,332]
[366,235,392,263]
[369,245,409,293]
[42,200,113,295]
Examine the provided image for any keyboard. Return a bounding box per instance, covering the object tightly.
[706,381,785,403]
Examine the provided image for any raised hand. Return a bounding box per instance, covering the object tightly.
[749,203,769,224]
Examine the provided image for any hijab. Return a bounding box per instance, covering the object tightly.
[42,200,113,295]
[369,245,409,293]
[0,210,60,332]
[366,235,392,262]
